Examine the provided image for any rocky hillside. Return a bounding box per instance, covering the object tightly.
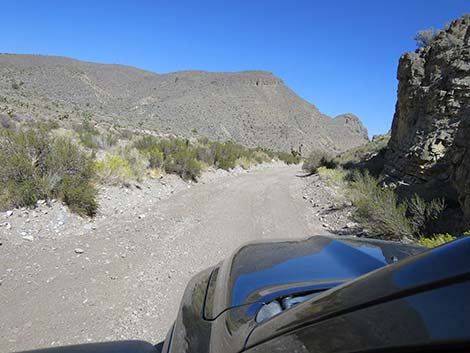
[0,54,367,154]
[383,15,470,229]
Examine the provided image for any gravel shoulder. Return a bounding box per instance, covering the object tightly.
[0,164,331,352]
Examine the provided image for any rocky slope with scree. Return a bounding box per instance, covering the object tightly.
[0,54,368,154]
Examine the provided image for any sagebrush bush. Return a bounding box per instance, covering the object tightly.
[74,119,100,150]
[347,170,446,240]
[348,170,412,240]
[302,150,334,174]
[0,128,97,216]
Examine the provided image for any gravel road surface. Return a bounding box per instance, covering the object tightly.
[0,165,328,352]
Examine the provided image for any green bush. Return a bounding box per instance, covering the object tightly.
[349,170,412,240]
[347,170,446,241]
[59,176,97,216]
[212,142,239,170]
[94,154,136,185]
[163,146,202,181]
[417,233,456,248]
[135,136,202,180]
[147,146,164,169]
[0,128,97,216]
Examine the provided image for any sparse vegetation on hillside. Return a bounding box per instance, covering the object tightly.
[0,118,302,216]
[333,134,389,169]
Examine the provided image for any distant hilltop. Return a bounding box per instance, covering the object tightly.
[0,53,368,153]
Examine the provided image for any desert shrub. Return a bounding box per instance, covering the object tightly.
[155,138,201,179]
[302,150,333,174]
[92,133,118,150]
[59,175,97,216]
[236,156,255,170]
[210,141,246,170]
[414,27,436,48]
[119,146,147,179]
[0,128,97,216]
[118,129,135,140]
[417,233,457,248]
[348,170,413,240]
[134,135,159,151]
[74,119,100,150]
[195,144,216,165]
[406,194,445,235]
[147,146,164,169]
[135,136,202,180]
[94,154,135,185]
[348,170,447,240]
[258,147,275,160]
[163,148,202,181]
[276,151,301,165]
[317,166,347,187]
[251,150,270,163]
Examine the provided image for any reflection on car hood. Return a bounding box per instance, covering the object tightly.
[207,236,423,319]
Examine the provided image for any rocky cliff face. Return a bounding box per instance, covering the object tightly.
[0,54,368,153]
[384,15,470,228]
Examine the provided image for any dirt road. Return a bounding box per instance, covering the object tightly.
[0,165,328,352]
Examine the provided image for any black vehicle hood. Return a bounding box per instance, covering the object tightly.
[205,235,422,319]
[165,235,426,353]
[17,341,158,353]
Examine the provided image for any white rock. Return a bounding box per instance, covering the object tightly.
[22,235,34,242]
[74,248,84,254]
[37,200,46,205]
[138,214,146,219]
[6,210,13,217]
[345,222,358,229]
[5,223,11,230]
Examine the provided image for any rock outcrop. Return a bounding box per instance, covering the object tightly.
[384,15,470,228]
[0,54,368,154]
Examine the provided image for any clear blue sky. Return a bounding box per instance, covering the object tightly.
[0,1,468,136]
